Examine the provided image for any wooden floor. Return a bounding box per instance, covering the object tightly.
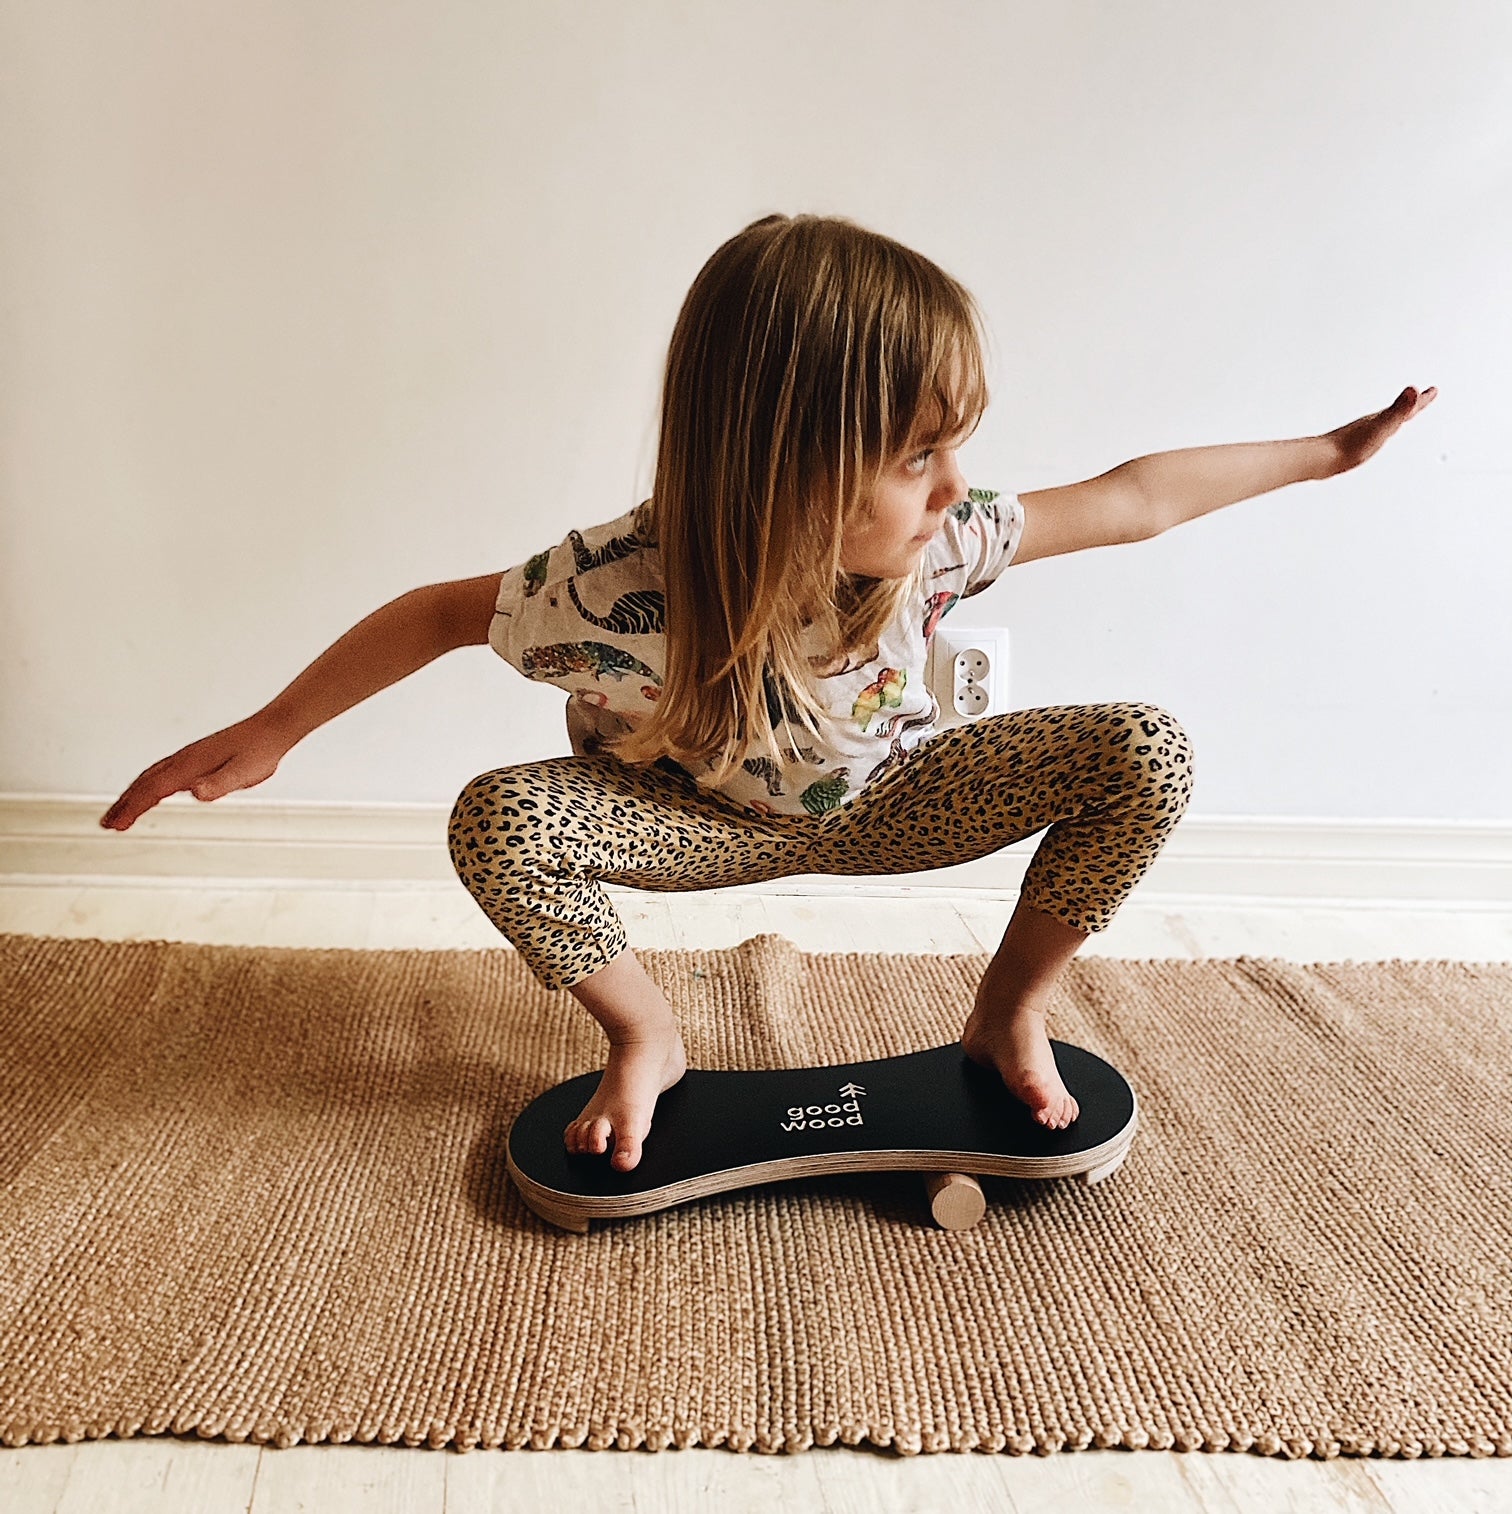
[3,880,1511,1514]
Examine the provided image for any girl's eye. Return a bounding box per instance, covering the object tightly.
[906,449,933,472]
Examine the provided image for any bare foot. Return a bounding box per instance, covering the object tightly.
[563,1025,688,1172]
[960,1000,1080,1129]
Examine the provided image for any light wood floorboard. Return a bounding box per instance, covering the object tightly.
[2,882,1509,1513]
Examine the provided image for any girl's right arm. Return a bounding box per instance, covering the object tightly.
[99,577,500,830]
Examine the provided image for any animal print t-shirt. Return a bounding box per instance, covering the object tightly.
[487,487,1026,818]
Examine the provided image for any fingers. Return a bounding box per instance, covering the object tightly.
[100,768,164,830]
[99,751,231,830]
[100,777,175,830]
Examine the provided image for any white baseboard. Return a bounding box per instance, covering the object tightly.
[3,795,1511,909]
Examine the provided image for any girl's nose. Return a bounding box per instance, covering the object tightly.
[935,478,965,515]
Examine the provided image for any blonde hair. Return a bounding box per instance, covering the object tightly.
[606,212,992,786]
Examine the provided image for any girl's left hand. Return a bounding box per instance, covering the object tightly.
[1320,385,1438,476]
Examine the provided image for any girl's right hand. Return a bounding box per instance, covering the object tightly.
[99,715,292,831]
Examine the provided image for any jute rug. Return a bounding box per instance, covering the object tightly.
[1,930,1510,1459]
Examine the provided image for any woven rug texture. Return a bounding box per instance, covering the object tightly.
[1,930,1510,1459]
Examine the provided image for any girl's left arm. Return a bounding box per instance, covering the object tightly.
[1123,384,1439,536]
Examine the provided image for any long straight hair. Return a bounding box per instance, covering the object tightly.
[606,212,992,786]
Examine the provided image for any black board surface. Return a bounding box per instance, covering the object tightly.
[508,1040,1135,1201]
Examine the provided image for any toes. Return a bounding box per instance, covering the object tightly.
[610,1114,654,1171]
[1033,1093,1079,1129]
[563,1116,614,1155]
[613,1116,654,1171]
[563,1110,652,1169]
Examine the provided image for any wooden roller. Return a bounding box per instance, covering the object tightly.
[924,1171,986,1230]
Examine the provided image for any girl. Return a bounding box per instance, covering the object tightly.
[100,212,1435,1175]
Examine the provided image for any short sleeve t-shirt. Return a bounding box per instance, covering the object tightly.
[487,487,1026,818]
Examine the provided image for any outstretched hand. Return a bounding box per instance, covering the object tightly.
[99,715,291,831]
[1320,385,1438,477]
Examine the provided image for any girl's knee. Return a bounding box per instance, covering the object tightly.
[1112,703,1195,805]
[447,768,539,872]
[1134,703,1194,760]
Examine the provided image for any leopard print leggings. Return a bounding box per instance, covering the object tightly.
[447,702,1195,993]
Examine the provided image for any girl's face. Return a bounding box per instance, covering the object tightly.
[840,440,969,579]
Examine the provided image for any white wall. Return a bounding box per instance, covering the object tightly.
[3,0,1506,822]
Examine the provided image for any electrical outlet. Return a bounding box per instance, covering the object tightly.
[927,628,1011,726]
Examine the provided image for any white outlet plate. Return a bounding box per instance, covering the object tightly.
[927,627,1012,727]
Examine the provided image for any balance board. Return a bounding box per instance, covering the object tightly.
[506,1040,1137,1232]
